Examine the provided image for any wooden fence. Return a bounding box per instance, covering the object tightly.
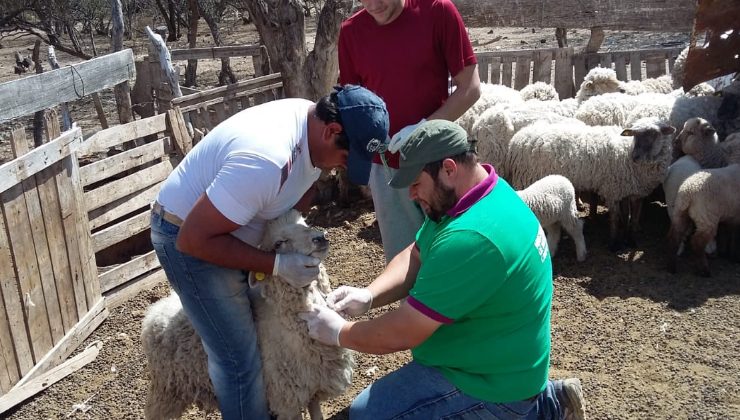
[475,47,684,98]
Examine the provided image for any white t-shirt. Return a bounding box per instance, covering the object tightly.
[156,98,321,246]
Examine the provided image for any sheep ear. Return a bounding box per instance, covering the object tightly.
[584,81,593,88]
[621,129,634,136]
[660,125,676,135]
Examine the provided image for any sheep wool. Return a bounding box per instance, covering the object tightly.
[141,210,354,420]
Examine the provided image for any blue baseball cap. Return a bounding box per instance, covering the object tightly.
[335,85,390,185]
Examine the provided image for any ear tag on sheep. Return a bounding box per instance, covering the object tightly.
[248,271,267,288]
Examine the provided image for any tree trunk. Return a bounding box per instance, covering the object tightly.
[245,0,352,100]
[31,40,45,147]
[111,0,134,125]
[197,0,237,85]
[184,0,200,87]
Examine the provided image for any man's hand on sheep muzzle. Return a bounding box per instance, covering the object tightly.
[299,305,347,346]
[326,286,373,317]
[274,253,321,288]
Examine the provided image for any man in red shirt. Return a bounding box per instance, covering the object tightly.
[338,0,481,262]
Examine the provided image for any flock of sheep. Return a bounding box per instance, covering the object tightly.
[138,48,740,420]
[456,48,740,276]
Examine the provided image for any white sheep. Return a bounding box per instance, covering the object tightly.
[506,117,676,250]
[472,105,582,178]
[575,67,626,104]
[517,175,587,262]
[456,83,523,133]
[520,81,559,101]
[621,75,674,95]
[141,210,354,420]
[576,92,675,127]
[668,163,740,276]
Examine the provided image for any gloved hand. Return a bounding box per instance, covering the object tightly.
[273,253,320,288]
[326,286,373,317]
[299,305,347,346]
[388,118,426,153]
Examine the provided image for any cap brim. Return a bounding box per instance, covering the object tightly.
[389,164,424,189]
[347,147,372,185]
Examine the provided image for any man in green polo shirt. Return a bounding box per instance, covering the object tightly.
[300,120,585,419]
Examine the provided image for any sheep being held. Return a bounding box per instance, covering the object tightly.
[141,209,354,420]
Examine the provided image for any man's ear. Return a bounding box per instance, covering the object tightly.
[324,122,343,140]
[441,158,457,178]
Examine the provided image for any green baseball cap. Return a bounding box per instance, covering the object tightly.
[389,120,472,188]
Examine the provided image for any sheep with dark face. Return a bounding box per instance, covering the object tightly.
[141,210,354,420]
[506,117,675,250]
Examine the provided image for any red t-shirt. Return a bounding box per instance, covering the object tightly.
[338,0,477,168]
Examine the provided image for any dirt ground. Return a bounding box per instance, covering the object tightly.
[2,12,739,420]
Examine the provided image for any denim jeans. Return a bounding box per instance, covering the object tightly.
[150,211,270,420]
[350,361,565,420]
[369,164,425,263]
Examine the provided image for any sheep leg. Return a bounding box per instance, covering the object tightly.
[543,223,562,257]
[667,212,691,273]
[307,397,324,420]
[626,197,643,247]
[562,217,587,262]
[691,226,716,277]
[608,200,624,252]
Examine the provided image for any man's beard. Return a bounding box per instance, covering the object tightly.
[425,180,458,222]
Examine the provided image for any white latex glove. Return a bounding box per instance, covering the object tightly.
[299,305,347,346]
[388,118,426,153]
[273,253,320,288]
[326,286,373,317]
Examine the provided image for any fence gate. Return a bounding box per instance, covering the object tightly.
[0,124,107,399]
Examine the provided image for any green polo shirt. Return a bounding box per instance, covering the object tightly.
[408,166,553,403]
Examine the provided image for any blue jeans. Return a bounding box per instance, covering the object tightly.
[350,361,565,420]
[150,212,270,420]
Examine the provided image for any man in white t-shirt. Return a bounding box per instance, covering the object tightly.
[150,85,389,420]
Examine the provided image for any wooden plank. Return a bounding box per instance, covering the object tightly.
[64,138,101,309]
[0,50,136,124]
[88,182,161,231]
[1,184,52,367]
[79,139,167,187]
[198,107,214,131]
[0,341,101,414]
[170,45,262,61]
[34,161,78,333]
[614,53,628,81]
[501,56,514,87]
[0,215,22,390]
[213,102,227,124]
[166,108,192,156]
[554,48,574,99]
[645,55,665,78]
[13,299,106,387]
[175,82,284,113]
[514,56,531,89]
[476,48,560,60]
[79,113,167,155]
[599,53,613,70]
[532,50,552,83]
[171,73,282,108]
[104,269,166,309]
[573,53,587,91]
[91,93,109,129]
[0,128,81,195]
[10,130,64,346]
[92,210,150,253]
[99,250,160,292]
[490,56,501,85]
[53,155,88,319]
[630,52,642,80]
[477,57,490,83]
[451,0,696,31]
[84,160,172,212]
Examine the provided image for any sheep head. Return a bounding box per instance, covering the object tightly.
[621,117,676,163]
[675,117,718,158]
[260,209,329,261]
[576,67,625,102]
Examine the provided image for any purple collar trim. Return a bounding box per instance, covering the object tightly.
[447,164,498,217]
